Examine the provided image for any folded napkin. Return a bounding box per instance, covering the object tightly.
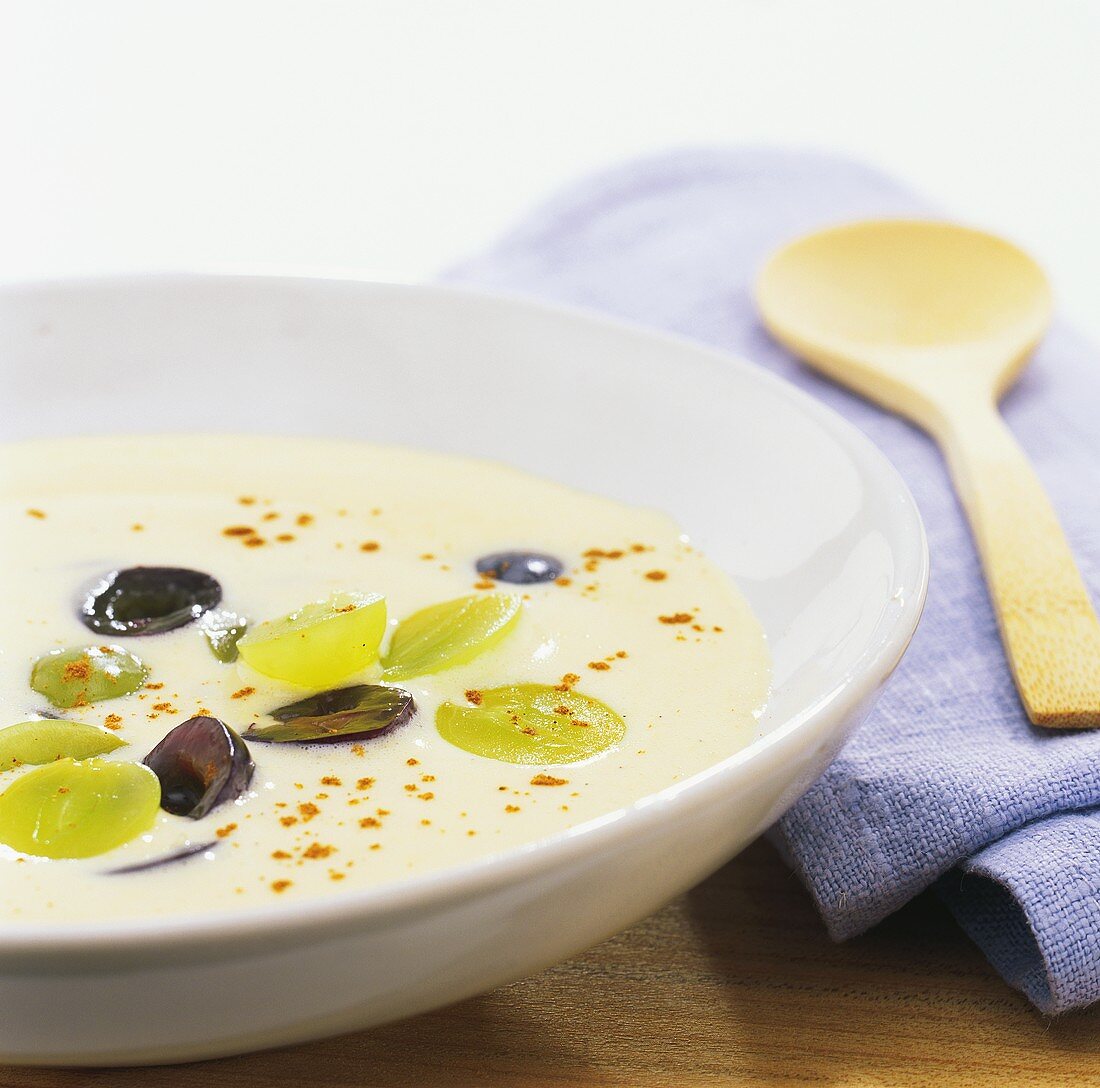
[445,147,1100,1014]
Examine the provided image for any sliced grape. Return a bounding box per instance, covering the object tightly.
[200,608,248,663]
[0,719,125,772]
[81,567,222,636]
[382,594,522,680]
[0,757,161,859]
[144,716,254,818]
[30,646,148,709]
[436,684,626,764]
[247,684,416,744]
[237,591,386,687]
[107,840,217,874]
[476,551,564,585]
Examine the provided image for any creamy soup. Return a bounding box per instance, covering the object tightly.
[0,436,769,925]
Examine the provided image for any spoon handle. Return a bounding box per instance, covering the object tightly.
[937,403,1100,728]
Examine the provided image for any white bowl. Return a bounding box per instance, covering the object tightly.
[0,276,926,1065]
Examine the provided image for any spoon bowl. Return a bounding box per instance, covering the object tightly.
[757,220,1053,423]
[758,219,1100,729]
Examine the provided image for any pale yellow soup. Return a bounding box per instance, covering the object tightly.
[0,436,769,925]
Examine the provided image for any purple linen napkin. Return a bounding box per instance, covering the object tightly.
[444,147,1100,1014]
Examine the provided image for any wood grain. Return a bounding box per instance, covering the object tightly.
[5,839,1100,1087]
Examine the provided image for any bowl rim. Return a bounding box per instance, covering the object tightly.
[0,273,929,958]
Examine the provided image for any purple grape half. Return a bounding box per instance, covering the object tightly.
[107,840,217,875]
[144,716,254,819]
[246,684,416,744]
[81,566,222,636]
[475,551,564,585]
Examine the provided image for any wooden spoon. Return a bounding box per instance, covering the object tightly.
[757,219,1100,729]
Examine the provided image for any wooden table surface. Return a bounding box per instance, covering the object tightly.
[6,838,1100,1087]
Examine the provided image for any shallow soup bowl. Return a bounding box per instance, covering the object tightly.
[0,276,927,1065]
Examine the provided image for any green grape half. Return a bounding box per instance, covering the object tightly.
[436,683,626,764]
[30,646,148,709]
[0,757,161,859]
[200,608,248,663]
[382,594,522,681]
[237,591,386,688]
[0,720,125,773]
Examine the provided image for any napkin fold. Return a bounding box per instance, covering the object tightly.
[445,147,1100,1014]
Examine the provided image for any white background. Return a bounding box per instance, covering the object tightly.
[2,1,1099,339]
